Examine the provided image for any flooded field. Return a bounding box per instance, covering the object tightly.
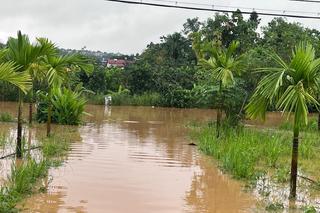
[0,102,259,212]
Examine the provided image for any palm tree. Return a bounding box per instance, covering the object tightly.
[43,54,93,137]
[0,62,31,157]
[246,42,320,198]
[0,62,31,93]
[193,38,243,137]
[1,31,55,158]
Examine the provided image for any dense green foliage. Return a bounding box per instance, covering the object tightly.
[36,87,87,125]
[67,12,320,111]
[2,12,320,112]
[0,112,14,122]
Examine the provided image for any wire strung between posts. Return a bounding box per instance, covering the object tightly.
[105,0,320,19]
[151,0,319,15]
[290,0,320,3]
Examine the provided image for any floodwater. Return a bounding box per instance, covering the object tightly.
[0,102,261,212]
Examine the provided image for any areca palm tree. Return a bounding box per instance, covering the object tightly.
[1,31,55,158]
[43,54,93,137]
[194,38,243,137]
[0,62,31,93]
[246,42,320,198]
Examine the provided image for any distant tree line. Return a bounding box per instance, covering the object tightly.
[2,10,320,111]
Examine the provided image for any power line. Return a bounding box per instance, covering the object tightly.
[290,0,320,3]
[152,0,318,15]
[105,0,320,19]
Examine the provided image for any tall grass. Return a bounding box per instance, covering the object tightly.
[279,117,318,132]
[194,126,320,180]
[0,160,48,212]
[0,135,71,212]
[0,112,14,122]
[86,93,105,105]
[41,136,70,159]
[109,92,162,106]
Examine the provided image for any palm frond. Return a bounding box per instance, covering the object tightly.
[0,62,31,93]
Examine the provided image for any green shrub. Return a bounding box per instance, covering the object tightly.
[162,87,192,108]
[87,93,105,105]
[36,87,87,125]
[0,133,72,212]
[110,92,162,106]
[0,112,14,122]
[42,136,70,158]
[130,93,161,106]
[0,160,48,212]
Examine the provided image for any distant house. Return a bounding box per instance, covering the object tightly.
[106,59,127,68]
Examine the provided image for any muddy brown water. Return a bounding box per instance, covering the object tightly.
[0,101,290,213]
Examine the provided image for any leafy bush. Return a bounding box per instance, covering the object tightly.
[0,112,14,122]
[162,87,192,108]
[36,87,87,125]
[111,92,161,106]
[86,93,105,105]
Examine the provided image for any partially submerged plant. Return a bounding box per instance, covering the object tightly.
[246,42,320,198]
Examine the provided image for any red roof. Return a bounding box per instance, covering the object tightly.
[107,59,126,65]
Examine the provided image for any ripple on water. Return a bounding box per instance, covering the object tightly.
[0,104,256,213]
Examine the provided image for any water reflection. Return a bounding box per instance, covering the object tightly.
[185,157,253,213]
[1,103,255,212]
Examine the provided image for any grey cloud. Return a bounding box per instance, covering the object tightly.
[0,0,319,54]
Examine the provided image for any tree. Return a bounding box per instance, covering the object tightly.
[199,11,260,52]
[261,18,313,61]
[193,38,243,137]
[183,18,201,35]
[43,54,93,136]
[1,31,55,158]
[246,42,320,198]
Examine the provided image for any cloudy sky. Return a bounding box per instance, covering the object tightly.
[0,0,319,54]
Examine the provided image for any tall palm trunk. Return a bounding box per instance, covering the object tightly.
[290,125,300,198]
[29,103,33,125]
[216,109,222,138]
[318,112,320,131]
[216,81,222,138]
[16,91,23,158]
[28,88,33,125]
[46,88,52,137]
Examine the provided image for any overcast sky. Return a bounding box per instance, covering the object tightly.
[0,0,319,54]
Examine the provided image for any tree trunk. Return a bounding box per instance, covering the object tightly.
[216,108,222,138]
[46,88,52,137]
[16,91,23,158]
[28,87,33,125]
[216,81,222,138]
[29,102,33,125]
[318,112,320,131]
[290,128,299,198]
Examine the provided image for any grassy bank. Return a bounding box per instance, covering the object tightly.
[0,135,71,212]
[191,123,320,212]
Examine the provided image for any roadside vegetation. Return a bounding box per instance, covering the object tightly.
[191,123,320,212]
[1,8,320,212]
[0,134,72,212]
